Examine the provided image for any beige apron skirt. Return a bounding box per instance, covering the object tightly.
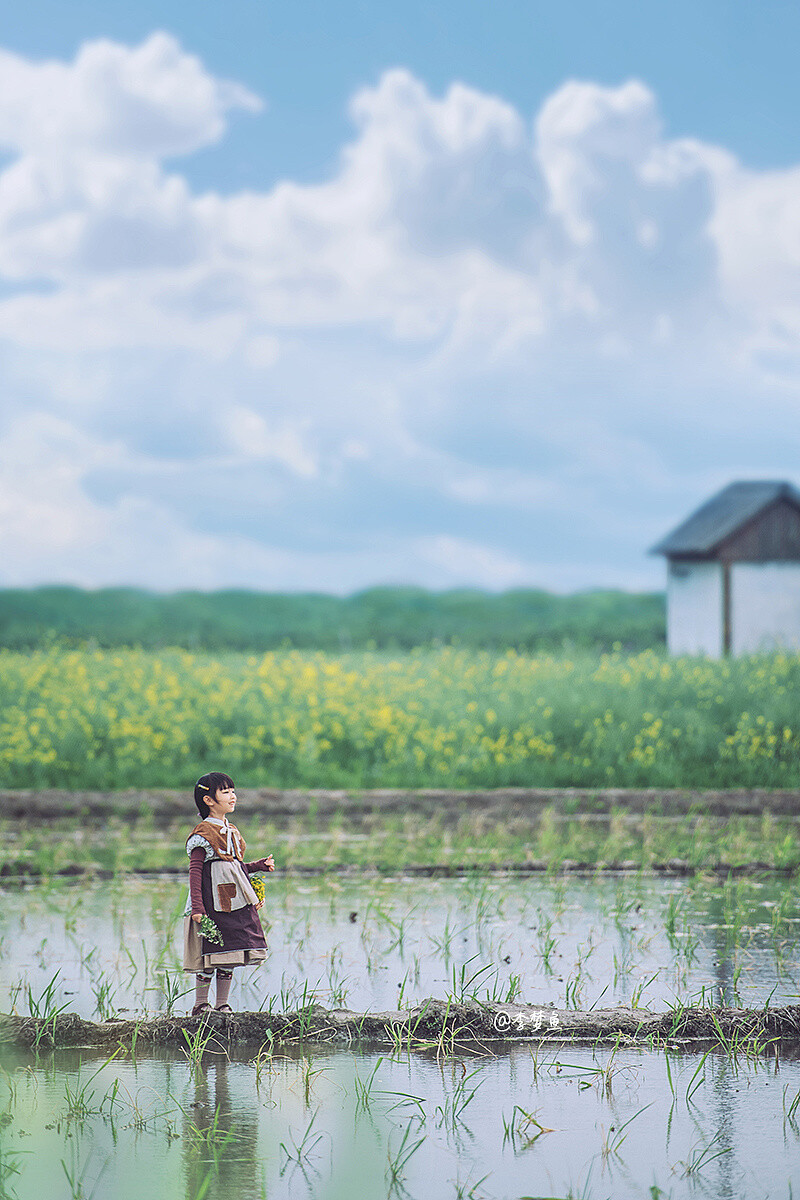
[183,916,267,971]
[183,860,267,972]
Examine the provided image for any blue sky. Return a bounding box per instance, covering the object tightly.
[1,1,800,592]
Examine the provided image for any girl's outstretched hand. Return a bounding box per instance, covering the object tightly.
[264,855,275,872]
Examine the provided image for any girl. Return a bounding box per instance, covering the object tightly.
[183,771,275,1014]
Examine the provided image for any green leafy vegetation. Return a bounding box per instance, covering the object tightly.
[3,642,800,790]
[0,585,664,652]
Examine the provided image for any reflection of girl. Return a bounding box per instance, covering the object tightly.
[183,772,274,1014]
[183,1058,262,1200]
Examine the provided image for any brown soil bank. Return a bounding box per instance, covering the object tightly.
[4,787,800,823]
[6,1000,800,1054]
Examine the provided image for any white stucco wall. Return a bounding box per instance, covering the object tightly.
[731,563,800,654]
[666,561,723,656]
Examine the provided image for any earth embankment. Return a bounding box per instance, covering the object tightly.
[4,786,800,823]
[6,999,800,1053]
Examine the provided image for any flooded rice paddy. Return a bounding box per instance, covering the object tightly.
[4,872,799,1016]
[1,871,799,1199]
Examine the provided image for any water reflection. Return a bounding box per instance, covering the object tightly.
[182,1056,262,1200]
[0,1039,797,1199]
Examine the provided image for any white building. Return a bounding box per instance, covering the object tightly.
[651,481,800,656]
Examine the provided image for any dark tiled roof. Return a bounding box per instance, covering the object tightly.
[651,481,800,557]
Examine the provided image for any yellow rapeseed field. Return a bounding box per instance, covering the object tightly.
[1,645,798,788]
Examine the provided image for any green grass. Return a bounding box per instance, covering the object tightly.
[2,806,799,875]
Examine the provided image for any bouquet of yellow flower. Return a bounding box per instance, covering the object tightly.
[198,915,224,946]
[251,875,265,905]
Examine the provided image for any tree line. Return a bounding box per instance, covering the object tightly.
[0,585,665,652]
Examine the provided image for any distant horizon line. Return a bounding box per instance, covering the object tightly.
[0,581,666,599]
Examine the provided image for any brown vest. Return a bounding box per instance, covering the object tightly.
[186,819,246,862]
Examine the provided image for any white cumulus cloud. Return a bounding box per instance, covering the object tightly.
[0,35,798,591]
[0,32,260,158]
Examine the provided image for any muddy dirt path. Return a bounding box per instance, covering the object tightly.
[4,786,800,823]
[6,999,800,1053]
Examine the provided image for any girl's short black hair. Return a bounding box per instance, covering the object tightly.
[194,772,235,818]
